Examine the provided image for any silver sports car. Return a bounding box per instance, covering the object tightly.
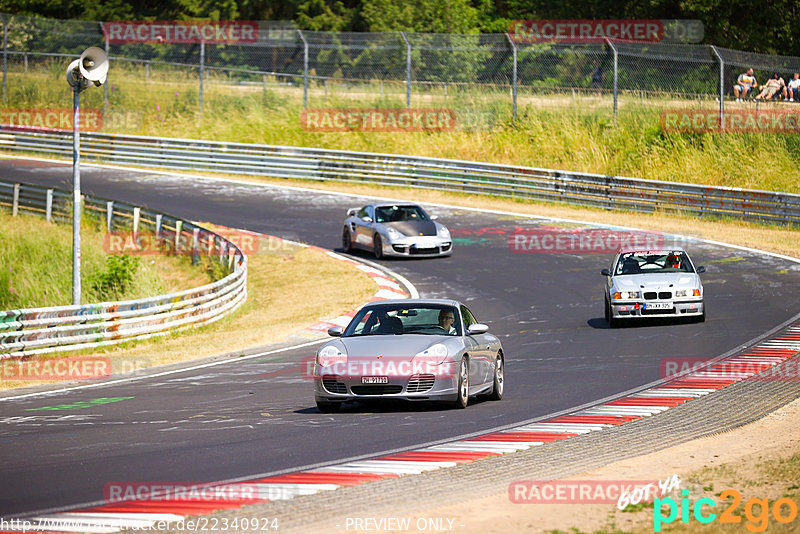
[602,247,706,327]
[313,299,503,411]
[341,202,452,258]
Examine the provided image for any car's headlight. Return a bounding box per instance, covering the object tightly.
[612,291,641,300]
[412,343,450,375]
[415,343,448,359]
[386,227,404,240]
[437,226,450,239]
[317,344,347,367]
[675,289,701,297]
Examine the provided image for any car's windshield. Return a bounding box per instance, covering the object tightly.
[374,205,430,224]
[344,304,460,337]
[614,251,694,275]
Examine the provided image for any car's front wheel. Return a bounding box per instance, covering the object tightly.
[480,352,503,401]
[342,227,352,253]
[373,234,384,260]
[454,357,469,409]
[606,298,619,328]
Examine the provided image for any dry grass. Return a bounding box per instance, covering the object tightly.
[0,234,378,390]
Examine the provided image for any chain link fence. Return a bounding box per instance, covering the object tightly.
[4,12,800,126]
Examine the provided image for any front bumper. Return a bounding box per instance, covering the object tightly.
[314,373,459,403]
[610,299,704,318]
[382,236,453,257]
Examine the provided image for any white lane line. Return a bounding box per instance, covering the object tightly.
[512,423,610,433]
[635,388,714,397]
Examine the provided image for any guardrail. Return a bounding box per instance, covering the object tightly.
[0,179,248,359]
[2,127,800,226]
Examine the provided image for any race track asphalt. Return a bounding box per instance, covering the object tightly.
[1,158,799,516]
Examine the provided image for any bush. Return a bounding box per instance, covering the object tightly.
[90,255,140,300]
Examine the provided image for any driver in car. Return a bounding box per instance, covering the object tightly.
[438,309,456,335]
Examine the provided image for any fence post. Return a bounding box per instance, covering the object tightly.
[46,189,53,222]
[297,30,308,109]
[106,201,114,231]
[12,183,19,216]
[711,45,724,127]
[155,213,162,237]
[505,33,518,120]
[132,206,140,234]
[1,14,7,105]
[401,31,411,108]
[605,38,618,116]
[199,39,205,112]
[100,22,109,110]
[146,61,150,82]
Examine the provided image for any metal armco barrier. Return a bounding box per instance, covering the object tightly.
[2,127,800,226]
[0,180,247,359]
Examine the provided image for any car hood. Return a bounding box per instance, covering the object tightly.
[339,334,453,359]
[384,220,438,237]
[614,272,701,289]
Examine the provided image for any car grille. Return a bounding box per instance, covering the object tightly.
[350,385,403,395]
[407,374,436,393]
[322,377,348,394]
[409,247,439,255]
[644,291,672,300]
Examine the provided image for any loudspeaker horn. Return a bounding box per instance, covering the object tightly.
[79,47,109,87]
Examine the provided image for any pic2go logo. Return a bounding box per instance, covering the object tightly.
[653,489,798,532]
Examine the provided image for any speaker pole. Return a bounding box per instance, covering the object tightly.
[72,84,81,305]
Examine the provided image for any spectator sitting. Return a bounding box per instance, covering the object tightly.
[734,68,758,101]
[756,73,786,100]
[787,73,800,101]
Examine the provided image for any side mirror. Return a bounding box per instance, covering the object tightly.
[347,208,357,217]
[696,266,706,274]
[467,323,489,335]
[600,268,610,276]
[327,326,343,337]
[361,216,373,223]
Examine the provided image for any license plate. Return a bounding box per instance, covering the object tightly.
[645,302,672,310]
[361,376,388,384]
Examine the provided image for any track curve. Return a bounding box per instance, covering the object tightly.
[1,157,799,517]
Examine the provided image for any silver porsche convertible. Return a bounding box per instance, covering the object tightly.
[313,299,503,411]
[341,202,452,259]
[602,247,706,327]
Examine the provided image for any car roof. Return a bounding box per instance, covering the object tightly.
[369,202,424,209]
[361,298,461,308]
[618,246,688,255]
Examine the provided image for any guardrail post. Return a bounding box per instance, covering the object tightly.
[155,213,162,236]
[2,14,7,105]
[46,189,53,222]
[199,39,205,113]
[192,227,200,265]
[605,38,618,116]
[12,183,19,216]
[297,30,308,109]
[132,206,140,234]
[505,33,518,120]
[401,32,411,108]
[711,45,724,127]
[106,200,113,231]
[175,219,183,250]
